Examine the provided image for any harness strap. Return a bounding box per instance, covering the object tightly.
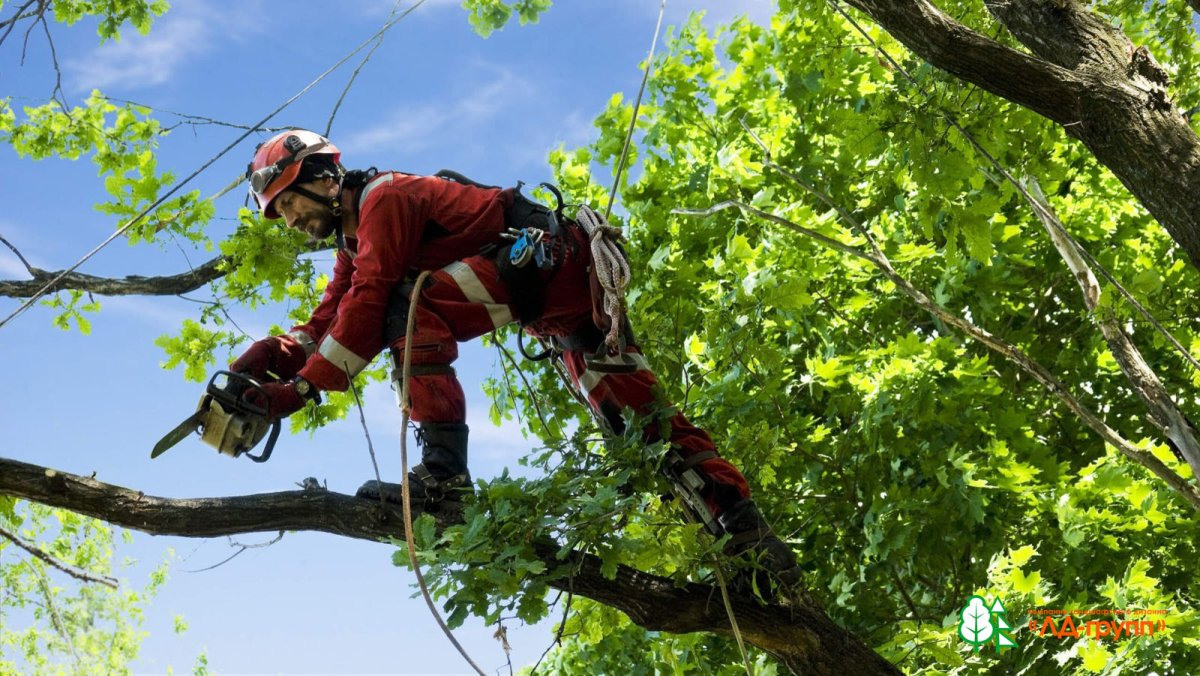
[680,449,718,470]
[391,364,456,378]
[725,527,773,549]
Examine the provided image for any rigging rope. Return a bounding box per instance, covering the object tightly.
[397,271,487,676]
[0,0,428,331]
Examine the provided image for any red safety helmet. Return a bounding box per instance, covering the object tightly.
[247,129,341,219]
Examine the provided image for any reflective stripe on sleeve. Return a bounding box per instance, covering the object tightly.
[317,335,369,377]
[444,261,513,329]
[358,172,394,211]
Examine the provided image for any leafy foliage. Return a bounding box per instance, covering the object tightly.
[50,0,170,42]
[488,3,1200,672]
[5,0,1200,672]
[0,500,172,673]
[460,0,552,37]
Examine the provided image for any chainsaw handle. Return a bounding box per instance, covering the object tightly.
[209,370,270,416]
[244,419,281,463]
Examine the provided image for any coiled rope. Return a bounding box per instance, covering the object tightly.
[575,205,631,351]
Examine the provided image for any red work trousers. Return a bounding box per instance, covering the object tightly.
[390,225,751,517]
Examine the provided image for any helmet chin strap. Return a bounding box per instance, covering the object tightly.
[288,183,347,250]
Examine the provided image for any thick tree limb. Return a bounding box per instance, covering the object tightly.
[0,256,229,298]
[0,456,898,675]
[838,0,1200,270]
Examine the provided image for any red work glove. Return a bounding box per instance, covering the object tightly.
[244,381,307,421]
[230,335,309,381]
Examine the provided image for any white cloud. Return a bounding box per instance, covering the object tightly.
[68,16,209,91]
[338,63,534,155]
[65,1,263,92]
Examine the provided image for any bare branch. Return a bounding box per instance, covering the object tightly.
[0,234,36,276]
[674,199,1200,511]
[1023,177,1200,480]
[0,456,898,674]
[0,524,119,588]
[325,0,405,137]
[38,12,66,108]
[183,531,285,573]
[0,1,40,41]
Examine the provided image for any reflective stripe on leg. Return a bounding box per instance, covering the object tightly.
[442,261,513,329]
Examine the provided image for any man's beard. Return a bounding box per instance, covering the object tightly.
[301,210,339,244]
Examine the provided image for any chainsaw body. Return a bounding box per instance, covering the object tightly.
[151,371,281,462]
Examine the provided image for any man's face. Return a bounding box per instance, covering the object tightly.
[274,179,337,243]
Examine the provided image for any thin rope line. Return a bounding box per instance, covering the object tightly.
[604,0,667,220]
[0,0,428,331]
[398,270,487,676]
[325,0,404,137]
[346,363,389,512]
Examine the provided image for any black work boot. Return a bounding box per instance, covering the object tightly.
[718,499,803,597]
[357,422,473,507]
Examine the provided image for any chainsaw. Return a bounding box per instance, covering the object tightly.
[151,370,281,462]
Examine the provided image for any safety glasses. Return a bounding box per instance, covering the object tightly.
[247,137,329,195]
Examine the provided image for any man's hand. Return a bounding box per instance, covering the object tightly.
[231,335,308,382]
[245,381,307,421]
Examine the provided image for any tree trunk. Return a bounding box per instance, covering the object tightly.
[842,0,1200,270]
[0,456,899,675]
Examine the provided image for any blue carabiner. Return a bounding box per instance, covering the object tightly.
[510,231,534,268]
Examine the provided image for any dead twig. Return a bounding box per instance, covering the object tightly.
[184,531,285,573]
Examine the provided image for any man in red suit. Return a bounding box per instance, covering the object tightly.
[235,129,800,589]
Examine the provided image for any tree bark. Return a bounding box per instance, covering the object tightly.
[0,256,229,298]
[0,456,898,675]
[841,0,1200,270]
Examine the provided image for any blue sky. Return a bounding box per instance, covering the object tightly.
[0,1,772,672]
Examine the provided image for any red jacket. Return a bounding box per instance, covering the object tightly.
[293,172,511,391]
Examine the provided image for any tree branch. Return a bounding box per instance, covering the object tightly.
[835,0,1079,123]
[836,0,1200,271]
[0,524,119,588]
[0,456,898,675]
[1022,176,1200,480]
[674,200,1200,511]
[0,255,230,298]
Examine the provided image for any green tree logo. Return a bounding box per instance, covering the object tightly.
[958,594,1018,653]
[959,596,995,649]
